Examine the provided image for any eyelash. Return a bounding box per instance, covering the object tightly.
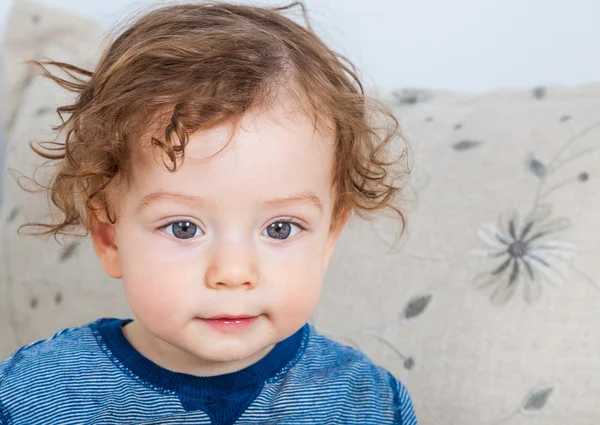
[158,217,308,241]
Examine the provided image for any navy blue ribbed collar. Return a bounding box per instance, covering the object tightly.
[94,318,307,401]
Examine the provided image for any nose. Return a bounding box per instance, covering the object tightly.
[204,240,259,290]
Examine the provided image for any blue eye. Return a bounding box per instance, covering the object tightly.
[162,221,202,240]
[160,219,303,241]
[263,221,303,240]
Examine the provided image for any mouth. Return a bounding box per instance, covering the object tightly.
[206,315,257,321]
[198,314,261,332]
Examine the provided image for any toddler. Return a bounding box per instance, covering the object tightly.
[0,2,417,424]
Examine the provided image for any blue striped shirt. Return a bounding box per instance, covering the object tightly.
[0,318,417,424]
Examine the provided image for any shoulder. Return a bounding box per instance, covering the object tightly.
[279,326,418,424]
[300,326,401,390]
[0,318,117,419]
[300,327,392,383]
[0,319,105,379]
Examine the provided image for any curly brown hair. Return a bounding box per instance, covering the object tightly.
[23,1,408,239]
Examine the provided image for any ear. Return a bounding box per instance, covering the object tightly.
[323,209,350,270]
[89,214,122,279]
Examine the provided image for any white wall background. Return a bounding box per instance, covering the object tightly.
[1,0,599,94]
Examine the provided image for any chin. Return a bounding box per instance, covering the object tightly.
[191,338,268,363]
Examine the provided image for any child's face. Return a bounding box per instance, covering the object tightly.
[91,95,346,374]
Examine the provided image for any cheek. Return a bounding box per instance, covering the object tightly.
[276,276,322,320]
[266,241,325,326]
[116,224,199,325]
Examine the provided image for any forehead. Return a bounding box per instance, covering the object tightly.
[129,96,336,207]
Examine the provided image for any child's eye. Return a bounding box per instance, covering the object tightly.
[161,221,203,240]
[262,221,303,240]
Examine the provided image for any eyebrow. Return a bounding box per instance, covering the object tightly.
[135,190,323,213]
[264,191,323,213]
[135,191,203,214]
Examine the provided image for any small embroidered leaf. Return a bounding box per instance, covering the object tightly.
[393,91,418,105]
[403,294,432,319]
[35,106,52,116]
[532,86,546,99]
[30,297,38,309]
[528,158,547,178]
[578,172,589,182]
[453,123,463,130]
[55,293,63,305]
[7,206,20,223]
[425,116,434,122]
[404,357,415,369]
[392,89,431,105]
[560,115,571,122]
[453,140,481,151]
[59,241,80,262]
[522,387,553,412]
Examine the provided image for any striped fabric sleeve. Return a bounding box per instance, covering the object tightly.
[0,401,7,425]
[388,372,418,425]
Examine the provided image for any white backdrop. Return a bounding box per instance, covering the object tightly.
[1,0,599,93]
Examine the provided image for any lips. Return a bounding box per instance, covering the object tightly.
[199,315,261,333]
[207,315,256,321]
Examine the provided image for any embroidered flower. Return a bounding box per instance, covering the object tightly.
[470,204,576,305]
